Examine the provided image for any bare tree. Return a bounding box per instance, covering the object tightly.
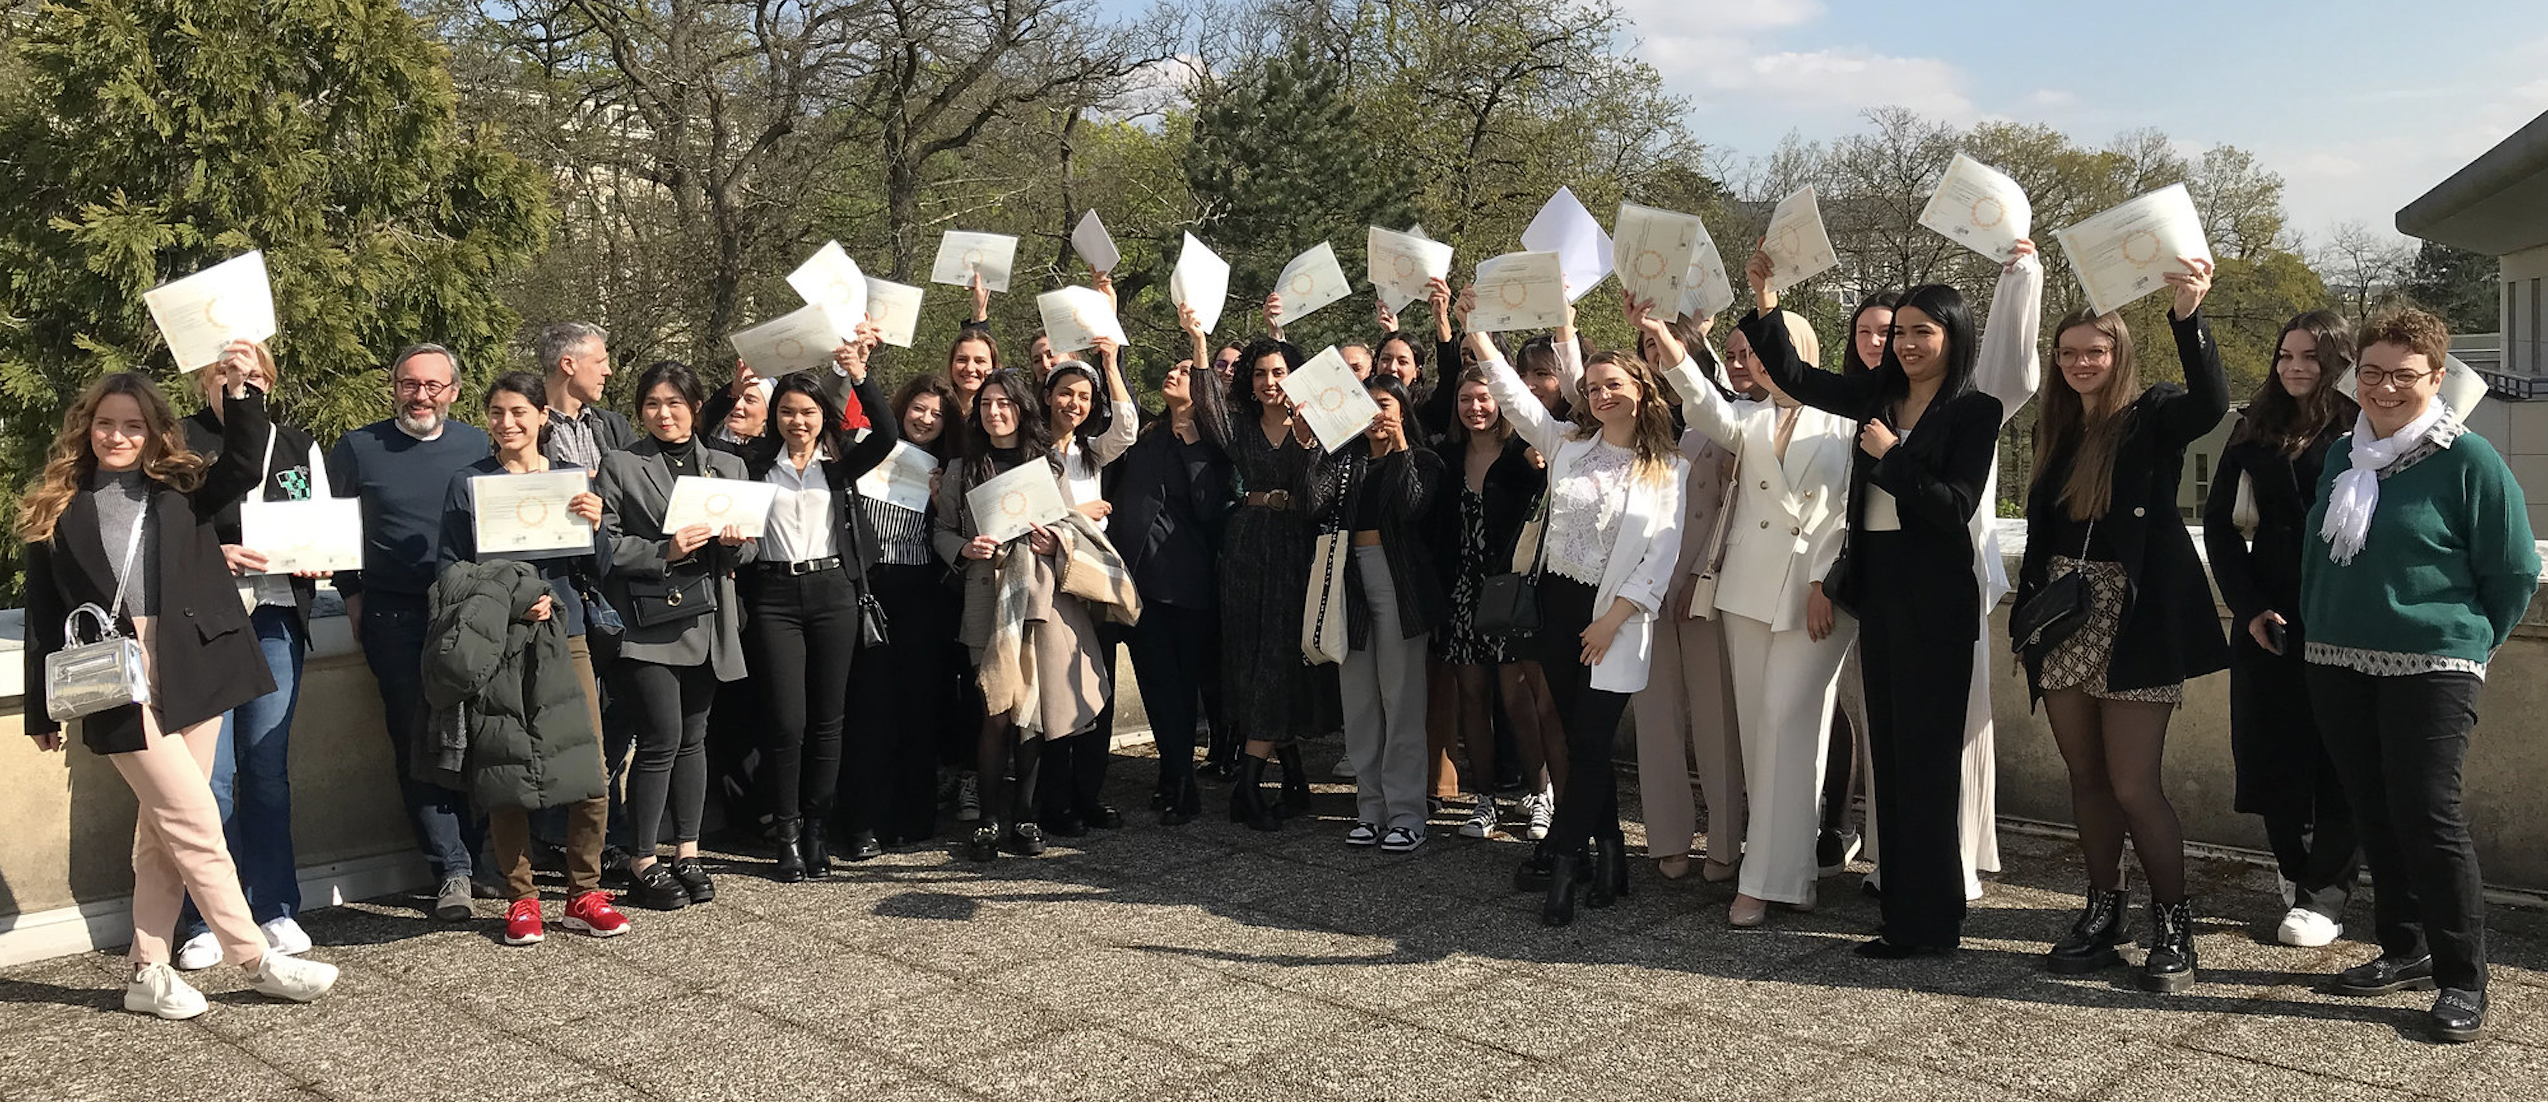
[2312,219,2413,321]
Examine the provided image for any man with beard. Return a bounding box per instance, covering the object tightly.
[329,344,494,922]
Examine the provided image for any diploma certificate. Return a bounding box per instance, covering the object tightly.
[930,231,1020,293]
[863,278,925,348]
[143,251,279,372]
[1522,186,1614,303]
[1035,286,1128,354]
[238,496,364,574]
[1678,220,1737,319]
[966,462,1073,545]
[470,470,595,558]
[1366,226,1453,312]
[2053,183,2214,317]
[663,476,779,539]
[855,440,939,513]
[1071,210,1120,273]
[1273,242,1351,324]
[1612,202,1705,315]
[1170,232,1232,334]
[1919,154,2033,262]
[728,304,841,375]
[785,240,867,342]
[1762,185,1839,291]
[1279,346,1383,454]
[1470,252,1568,333]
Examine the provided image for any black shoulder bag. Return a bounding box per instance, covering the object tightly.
[2011,519,2097,661]
[1474,492,1549,637]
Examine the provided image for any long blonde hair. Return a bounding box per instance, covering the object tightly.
[16,373,207,543]
[2032,308,2142,522]
[1568,350,1681,484]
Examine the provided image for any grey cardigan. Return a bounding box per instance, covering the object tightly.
[597,436,757,678]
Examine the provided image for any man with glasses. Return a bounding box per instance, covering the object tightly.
[328,344,493,921]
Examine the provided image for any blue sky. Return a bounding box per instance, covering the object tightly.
[1105,0,2548,249]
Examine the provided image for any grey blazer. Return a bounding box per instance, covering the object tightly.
[598,436,757,678]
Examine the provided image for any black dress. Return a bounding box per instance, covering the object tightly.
[1215,422,1341,745]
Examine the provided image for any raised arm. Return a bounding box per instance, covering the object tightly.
[1973,247,2043,427]
[1742,308,1874,420]
[1088,338,1140,467]
[835,375,900,480]
[1460,284,1564,453]
[1630,292,1744,454]
[2155,257,2228,444]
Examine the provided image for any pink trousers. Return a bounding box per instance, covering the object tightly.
[107,617,264,967]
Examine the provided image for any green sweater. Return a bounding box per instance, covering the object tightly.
[2300,429,2540,666]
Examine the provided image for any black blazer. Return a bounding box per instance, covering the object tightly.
[181,406,322,636]
[1745,308,2002,641]
[2204,420,2343,632]
[25,390,278,751]
[1424,433,1543,606]
[729,375,899,579]
[1104,423,1231,610]
[2016,310,2232,696]
[1310,446,1446,642]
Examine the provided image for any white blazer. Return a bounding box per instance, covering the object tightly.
[1662,354,1853,633]
[1480,345,1689,694]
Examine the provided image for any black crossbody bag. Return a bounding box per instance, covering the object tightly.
[1474,493,1549,637]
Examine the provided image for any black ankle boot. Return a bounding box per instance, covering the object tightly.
[1587,834,1625,909]
[2141,899,2197,993]
[800,820,832,877]
[842,828,884,863]
[1542,852,1582,926]
[1228,754,1280,831]
[2045,887,2128,974]
[967,820,1002,862]
[1514,850,1556,892]
[1272,744,1312,817]
[771,819,807,883]
[1160,775,1202,826]
[1602,830,1631,900]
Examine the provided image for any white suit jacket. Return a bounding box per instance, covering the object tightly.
[1663,355,1852,633]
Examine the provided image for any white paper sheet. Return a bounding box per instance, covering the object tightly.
[785,240,868,343]
[663,475,779,539]
[728,304,842,375]
[1761,185,1839,291]
[930,231,1020,293]
[1612,202,1706,315]
[862,278,925,348]
[1366,226,1453,312]
[1278,346,1384,454]
[2335,352,2489,424]
[965,461,1073,545]
[142,251,279,372]
[469,470,596,558]
[1678,220,1737,319]
[1036,285,1128,354]
[1070,210,1120,273]
[2053,183,2215,317]
[1521,187,1614,303]
[1470,252,1568,333]
[1273,242,1352,324]
[1919,154,2033,262]
[1170,232,1232,335]
[238,496,363,574]
[854,440,939,514]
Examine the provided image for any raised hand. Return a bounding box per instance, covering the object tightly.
[2166,256,2215,319]
[1427,278,1453,342]
[1263,292,1286,339]
[1746,241,1777,311]
[969,272,990,321]
[2005,237,2037,274]
[1375,297,1399,334]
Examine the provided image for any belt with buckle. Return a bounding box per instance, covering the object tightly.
[761,556,843,576]
[1242,490,1293,510]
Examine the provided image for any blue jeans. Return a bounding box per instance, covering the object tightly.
[178,605,306,938]
[362,599,479,878]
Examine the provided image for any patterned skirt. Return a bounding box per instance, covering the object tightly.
[1434,488,1511,666]
[2038,556,2182,704]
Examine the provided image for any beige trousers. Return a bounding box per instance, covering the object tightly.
[1630,610,1745,861]
[109,617,263,967]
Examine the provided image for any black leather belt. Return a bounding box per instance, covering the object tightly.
[760,556,843,576]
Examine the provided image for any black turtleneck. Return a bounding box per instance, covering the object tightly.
[660,434,702,478]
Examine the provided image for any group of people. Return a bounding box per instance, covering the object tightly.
[22,233,2532,1045]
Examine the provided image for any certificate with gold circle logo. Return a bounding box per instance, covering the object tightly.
[470,470,593,557]
[664,475,777,540]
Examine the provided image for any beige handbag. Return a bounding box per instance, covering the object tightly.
[1685,460,1743,620]
[1301,528,1350,666]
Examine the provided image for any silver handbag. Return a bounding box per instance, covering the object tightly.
[44,513,151,723]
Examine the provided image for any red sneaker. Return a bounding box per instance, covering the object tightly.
[502,898,545,946]
[563,890,630,938]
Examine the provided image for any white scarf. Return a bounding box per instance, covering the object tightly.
[2320,402,2450,565]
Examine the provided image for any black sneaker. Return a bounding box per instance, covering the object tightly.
[669,857,716,904]
[622,862,688,911]
[2334,954,2435,996]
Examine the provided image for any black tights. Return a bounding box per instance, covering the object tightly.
[2043,689,2186,903]
[975,714,1045,830]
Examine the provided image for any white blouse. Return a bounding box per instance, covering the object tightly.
[761,452,837,562]
[1545,438,1634,586]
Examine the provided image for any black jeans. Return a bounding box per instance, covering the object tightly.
[2308,665,2488,991]
[844,563,963,842]
[746,566,859,822]
[587,629,637,852]
[1129,602,1216,796]
[1530,576,1631,856]
[1856,531,1971,950]
[612,659,717,857]
[359,599,480,878]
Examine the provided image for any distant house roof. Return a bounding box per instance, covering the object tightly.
[2397,109,2548,255]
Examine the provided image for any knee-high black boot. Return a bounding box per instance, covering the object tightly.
[1272,743,1312,818]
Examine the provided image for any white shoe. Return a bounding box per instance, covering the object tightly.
[261,916,312,957]
[247,952,338,1003]
[1460,796,1498,839]
[1379,826,1425,853]
[173,931,223,972]
[2276,907,2342,948]
[1344,822,1380,847]
[125,962,209,1020]
[1524,791,1553,842]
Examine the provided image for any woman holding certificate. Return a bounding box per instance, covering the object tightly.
[847,374,971,844]
[933,370,1122,861]
[1131,310,1240,824]
[20,360,340,1017]
[1035,337,1140,836]
[1461,290,1689,928]
[437,372,630,944]
[597,362,758,910]
[1741,253,2004,958]
[730,332,898,879]
[2015,262,2228,991]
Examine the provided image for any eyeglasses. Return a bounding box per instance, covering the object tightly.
[394,378,458,397]
[2356,364,2442,389]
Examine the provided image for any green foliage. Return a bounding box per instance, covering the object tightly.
[2397,240,2502,334]
[0,0,552,591]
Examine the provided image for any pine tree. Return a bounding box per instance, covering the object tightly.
[0,0,552,589]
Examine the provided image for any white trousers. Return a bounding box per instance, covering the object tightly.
[1724,612,1856,904]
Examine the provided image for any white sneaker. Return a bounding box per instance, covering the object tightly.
[1460,796,1498,839]
[1344,822,1381,847]
[954,772,982,822]
[261,916,312,957]
[1379,826,1424,853]
[1524,790,1553,841]
[173,931,223,972]
[247,952,338,1003]
[124,962,209,1020]
[2276,907,2342,948]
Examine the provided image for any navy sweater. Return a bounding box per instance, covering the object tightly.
[328,418,492,601]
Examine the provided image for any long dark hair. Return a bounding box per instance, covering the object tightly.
[1876,283,1979,412]
[891,373,958,459]
[1041,358,1110,453]
[2032,309,2141,522]
[1845,288,1904,375]
[1442,366,1513,449]
[2229,310,2358,457]
[960,369,1058,490]
[768,371,850,462]
[484,371,554,456]
[1228,337,1305,422]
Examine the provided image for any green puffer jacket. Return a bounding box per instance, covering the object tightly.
[419,559,604,811]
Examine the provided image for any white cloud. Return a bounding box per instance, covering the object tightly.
[1620,0,1822,35]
